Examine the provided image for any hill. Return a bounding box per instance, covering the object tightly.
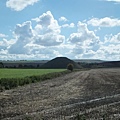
[74,59,104,63]
[100,61,120,68]
[82,60,120,68]
[40,57,81,69]
[1,60,48,68]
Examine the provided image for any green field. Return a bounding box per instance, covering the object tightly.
[0,69,65,78]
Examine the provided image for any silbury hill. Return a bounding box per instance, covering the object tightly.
[40,57,81,69]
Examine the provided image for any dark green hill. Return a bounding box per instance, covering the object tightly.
[83,61,120,68]
[40,57,81,69]
[100,61,120,68]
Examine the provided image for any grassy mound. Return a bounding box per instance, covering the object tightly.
[40,57,81,69]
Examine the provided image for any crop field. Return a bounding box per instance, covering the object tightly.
[0,68,120,119]
[0,69,65,78]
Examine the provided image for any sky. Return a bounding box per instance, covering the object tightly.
[0,0,120,60]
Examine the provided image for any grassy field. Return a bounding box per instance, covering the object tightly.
[0,69,65,78]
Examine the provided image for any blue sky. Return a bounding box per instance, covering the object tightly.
[0,0,120,60]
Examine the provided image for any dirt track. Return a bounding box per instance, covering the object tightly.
[0,68,120,119]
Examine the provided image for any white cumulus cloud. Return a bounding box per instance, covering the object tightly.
[9,21,34,54]
[0,39,9,51]
[68,21,100,50]
[33,11,65,46]
[1,10,120,60]
[68,21,100,58]
[6,0,39,11]
[59,17,68,22]
[7,11,65,56]
[104,32,120,43]
[97,44,120,60]
[88,17,120,27]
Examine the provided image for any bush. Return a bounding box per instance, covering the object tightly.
[0,85,5,92]
[67,63,74,71]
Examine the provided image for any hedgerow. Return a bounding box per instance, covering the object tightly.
[0,70,71,92]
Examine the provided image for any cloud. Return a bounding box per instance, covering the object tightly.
[59,17,68,22]
[25,44,64,59]
[95,32,120,60]
[68,21,100,50]
[88,17,120,27]
[74,42,120,60]
[0,38,14,56]
[14,21,34,38]
[34,34,65,46]
[67,21,101,59]
[0,39,9,51]
[1,10,120,60]
[110,33,120,43]
[82,50,96,58]
[8,11,65,56]
[6,0,39,11]
[53,44,75,57]
[0,33,7,38]
[97,44,120,60]
[104,32,120,44]
[61,23,75,28]
[9,21,34,54]
[104,0,120,3]
[33,11,65,46]
[33,11,61,34]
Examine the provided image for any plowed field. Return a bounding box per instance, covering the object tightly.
[0,68,120,120]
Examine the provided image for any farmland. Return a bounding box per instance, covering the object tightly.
[0,68,120,119]
[0,69,65,78]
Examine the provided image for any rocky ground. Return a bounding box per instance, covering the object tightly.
[0,68,120,120]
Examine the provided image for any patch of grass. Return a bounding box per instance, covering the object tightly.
[0,69,71,91]
[0,69,65,78]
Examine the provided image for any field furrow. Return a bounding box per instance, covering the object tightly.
[0,68,120,119]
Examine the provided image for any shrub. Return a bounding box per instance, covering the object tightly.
[0,85,5,92]
[67,63,74,71]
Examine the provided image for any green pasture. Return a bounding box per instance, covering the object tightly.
[0,69,65,78]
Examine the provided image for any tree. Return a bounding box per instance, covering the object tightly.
[67,63,74,71]
[0,62,4,68]
[18,64,23,68]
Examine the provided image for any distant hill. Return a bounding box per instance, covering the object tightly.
[82,60,120,68]
[1,60,49,68]
[100,61,120,68]
[40,57,81,69]
[1,58,119,69]
[74,59,104,63]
